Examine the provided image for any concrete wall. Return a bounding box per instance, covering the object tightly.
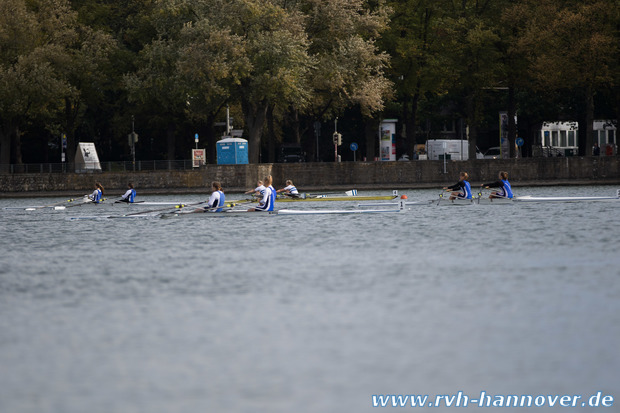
[1,157,619,196]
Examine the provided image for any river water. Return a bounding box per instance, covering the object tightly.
[1,185,619,412]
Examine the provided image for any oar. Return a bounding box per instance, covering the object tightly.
[306,190,355,198]
[24,197,83,211]
[176,200,257,214]
[62,197,108,209]
[122,201,206,217]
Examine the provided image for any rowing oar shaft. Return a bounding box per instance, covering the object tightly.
[123,201,206,216]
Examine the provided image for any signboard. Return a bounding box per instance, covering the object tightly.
[74,142,102,172]
[516,137,524,147]
[192,149,206,168]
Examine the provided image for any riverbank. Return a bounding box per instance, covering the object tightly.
[1,157,618,197]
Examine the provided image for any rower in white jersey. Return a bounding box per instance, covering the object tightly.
[195,181,225,212]
[248,175,274,212]
[276,179,300,198]
[245,180,266,199]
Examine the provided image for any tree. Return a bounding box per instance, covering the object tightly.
[0,0,75,169]
[381,0,455,158]
[294,0,392,161]
[514,0,617,155]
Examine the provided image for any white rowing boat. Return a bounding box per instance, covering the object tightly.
[512,194,620,202]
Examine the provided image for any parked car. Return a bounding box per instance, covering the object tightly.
[277,144,305,163]
[483,147,501,159]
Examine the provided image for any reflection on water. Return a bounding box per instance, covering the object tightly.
[1,186,619,412]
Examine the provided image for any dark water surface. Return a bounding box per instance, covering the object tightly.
[1,186,619,412]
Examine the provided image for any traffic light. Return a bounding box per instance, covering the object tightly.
[332,132,342,146]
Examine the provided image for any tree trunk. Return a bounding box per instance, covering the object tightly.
[242,98,268,163]
[205,113,217,164]
[409,90,420,159]
[584,86,594,157]
[466,95,478,162]
[0,124,14,172]
[166,123,176,160]
[364,118,378,161]
[266,104,276,163]
[10,125,22,165]
[64,98,78,171]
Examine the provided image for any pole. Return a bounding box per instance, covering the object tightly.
[334,117,338,162]
[132,115,136,172]
[226,105,230,136]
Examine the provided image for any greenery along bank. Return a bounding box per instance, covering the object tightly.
[1,0,618,170]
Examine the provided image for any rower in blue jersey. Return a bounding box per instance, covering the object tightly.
[118,183,136,203]
[276,179,300,198]
[88,182,104,204]
[267,175,276,208]
[199,181,225,212]
[249,175,274,212]
[482,171,513,199]
[444,172,472,200]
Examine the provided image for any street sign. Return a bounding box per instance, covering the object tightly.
[350,142,358,151]
[516,137,524,147]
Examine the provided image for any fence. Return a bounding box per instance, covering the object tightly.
[0,160,197,174]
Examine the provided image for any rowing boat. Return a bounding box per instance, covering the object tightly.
[512,194,620,202]
[273,208,405,215]
[160,200,408,218]
[228,194,398,205]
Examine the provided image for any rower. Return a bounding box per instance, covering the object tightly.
[443,172,472,200]
[248,176,274,212]
[88,182,104,204]
[245,180,265,198]
[266,175,276,208]
[197,181,225,212]
[276,180,300,198]
[481,171,513,199]
[118,183,137,203]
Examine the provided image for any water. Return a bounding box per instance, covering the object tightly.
[1,186,619,412]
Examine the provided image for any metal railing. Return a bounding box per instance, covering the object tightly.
[0,160,199,174]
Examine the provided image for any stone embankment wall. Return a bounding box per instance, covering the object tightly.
[1,157,618,196]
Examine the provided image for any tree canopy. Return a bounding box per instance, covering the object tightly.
[0,0,617,166]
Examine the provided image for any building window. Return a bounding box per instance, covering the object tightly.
[551,131,558,146]
[568,130,576,147]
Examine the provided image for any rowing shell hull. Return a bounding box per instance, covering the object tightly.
[512,195,620,202]
[227,195,397,205]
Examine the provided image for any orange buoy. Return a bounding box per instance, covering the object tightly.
[400,194,408,199]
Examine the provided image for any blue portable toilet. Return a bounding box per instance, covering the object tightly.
[216,137,249,165]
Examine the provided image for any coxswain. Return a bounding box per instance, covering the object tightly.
[197,181,225,212]
[118,183,137,203]
[443,172,472,200]
[481,171,513,199]
[88,182,104,204]
[276,180,300,198]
